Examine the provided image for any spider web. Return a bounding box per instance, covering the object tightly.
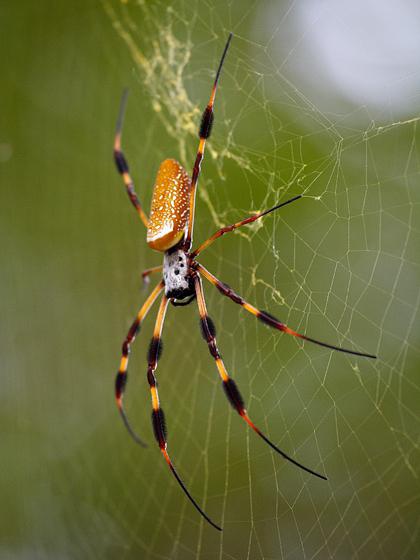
[97,1,420,558]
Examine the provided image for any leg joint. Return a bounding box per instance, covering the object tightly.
[147,368,156,387]
[151,408,167,448]
[148,336,163,365]
[258,310,284,329]
[208,341,220,359]
[199,315,216,341]
[216,281,243,305]
[122,341,130,356]
[223,378,245,412]
[199,106,214,139]
[114,150,129,174]
[115,371,127,398]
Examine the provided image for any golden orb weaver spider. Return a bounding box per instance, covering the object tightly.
[113,33,376,531]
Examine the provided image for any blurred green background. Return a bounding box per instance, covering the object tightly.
[2,1,419,559]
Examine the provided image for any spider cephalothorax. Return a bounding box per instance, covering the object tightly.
[113,33,376,531]
[162,248,195,304]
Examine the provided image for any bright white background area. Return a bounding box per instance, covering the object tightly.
[256,0,420,120]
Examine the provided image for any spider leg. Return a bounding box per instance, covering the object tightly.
[114,89,149,228]
[115,280,164,446]
[147,294,222,531]
[184,33,233,251]
[191,195,302,258]
[141,265,163,287]
[196,264,376,359]
[193,273,327,481]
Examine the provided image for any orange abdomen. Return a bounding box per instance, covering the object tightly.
[147,159,191,252]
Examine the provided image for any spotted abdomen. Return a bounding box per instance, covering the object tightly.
[147,159,191,252]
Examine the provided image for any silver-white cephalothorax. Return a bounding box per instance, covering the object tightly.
[163,249,193,301]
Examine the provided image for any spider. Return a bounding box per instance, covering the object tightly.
[113,33,376,531]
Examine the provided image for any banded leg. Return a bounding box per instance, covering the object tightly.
[184,33,233,251]
[191,195,302,258]
[147,295,221,531]
[196,264,376,359]
[115,280,164,446]
[194,273,327,480]
[114,89,149,227]
[141,265,163,287]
